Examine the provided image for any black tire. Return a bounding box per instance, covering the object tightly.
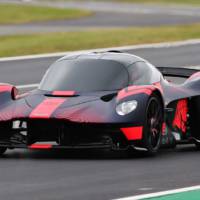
[142,94,164,155]
[0,147,7,156]
[194,140,200,150]
[190,97,200,140]
[195,144,200,150]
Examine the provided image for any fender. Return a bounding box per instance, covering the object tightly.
[184,71,200,91]
[186,71,200,82]
[158,67,200,105]
[117,85,164,107]
[116,85,164,126]
[117,85,161,102]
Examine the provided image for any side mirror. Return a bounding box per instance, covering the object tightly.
[11,86,18,100]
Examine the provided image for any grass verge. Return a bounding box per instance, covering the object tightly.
[112,0,200,6]
[1,24,200,57]
[42,0,200,6]
[0,3,92,25]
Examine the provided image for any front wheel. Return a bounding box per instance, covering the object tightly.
[142,95,164,155]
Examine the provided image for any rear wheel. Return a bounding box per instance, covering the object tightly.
[195,144,200,150]
[0,147,7,156]
[142,95,164,155]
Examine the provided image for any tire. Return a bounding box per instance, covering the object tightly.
[142,94,164,156]
[190,97,200,140]
[194,141,200,150]
[195,144,200,150]
[0,147,7,156]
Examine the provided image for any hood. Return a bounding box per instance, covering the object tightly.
[25,90,117,108]
[0,89,145,125]
[23,90,118,123]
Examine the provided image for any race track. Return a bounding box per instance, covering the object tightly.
[2,0,200,35]
[0,44,200,200]
[0,43,200,86]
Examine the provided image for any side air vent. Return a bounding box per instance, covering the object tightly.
[45,94,79,97]
[107,50,123,53]
[101,93,117,102]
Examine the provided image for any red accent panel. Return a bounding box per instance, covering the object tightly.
[121,126,143,140]
[53,91,75,96]
[117,86,153,100]
[30,98,65,119]
[0,85,12,93]
[173,99,188,133]
[29,144,52,149]
[162,123,166,135]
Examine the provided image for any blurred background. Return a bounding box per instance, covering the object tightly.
[0,0,200,57]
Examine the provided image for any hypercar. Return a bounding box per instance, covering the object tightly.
[0,51,200,155]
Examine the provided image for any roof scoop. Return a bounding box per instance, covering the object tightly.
[45,91,78,97]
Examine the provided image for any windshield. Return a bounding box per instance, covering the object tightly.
[39,59,129,92]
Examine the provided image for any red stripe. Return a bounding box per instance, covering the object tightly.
[29,144,52,149]
[30,98,65,119]
[117,86,153,100]
[121,126,143,140]
[0,85,13,93]
[53,91,75,96]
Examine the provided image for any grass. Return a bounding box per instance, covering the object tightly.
[42,0,200,6]
[54,0,200,6]
[1,24,200,57]
[0,4,92,25]
[113,0,200,5]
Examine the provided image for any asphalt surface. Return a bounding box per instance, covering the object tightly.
[1,146,200,200]
[1,0,200,35]
[1,43,200,86]
[0,44,200,200]
[3,12,200,36]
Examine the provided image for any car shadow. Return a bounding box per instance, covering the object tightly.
[1,144,199,160]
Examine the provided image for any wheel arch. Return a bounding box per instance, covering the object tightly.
[152,89,164,110]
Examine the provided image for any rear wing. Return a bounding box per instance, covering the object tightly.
[157,67,199,78]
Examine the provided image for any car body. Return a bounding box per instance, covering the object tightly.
[0,51,200,155]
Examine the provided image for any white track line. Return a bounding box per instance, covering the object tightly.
[1,39,200,62]
[114,185,200,200]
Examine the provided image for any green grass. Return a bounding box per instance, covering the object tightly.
[55,0,200,6]
[111,0,200,6]
[42,0,200,6]
[146,190,200,200]
[0,4,92,25]
[1,24,200,57]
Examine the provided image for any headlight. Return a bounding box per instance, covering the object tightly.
[116,100,138,116]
